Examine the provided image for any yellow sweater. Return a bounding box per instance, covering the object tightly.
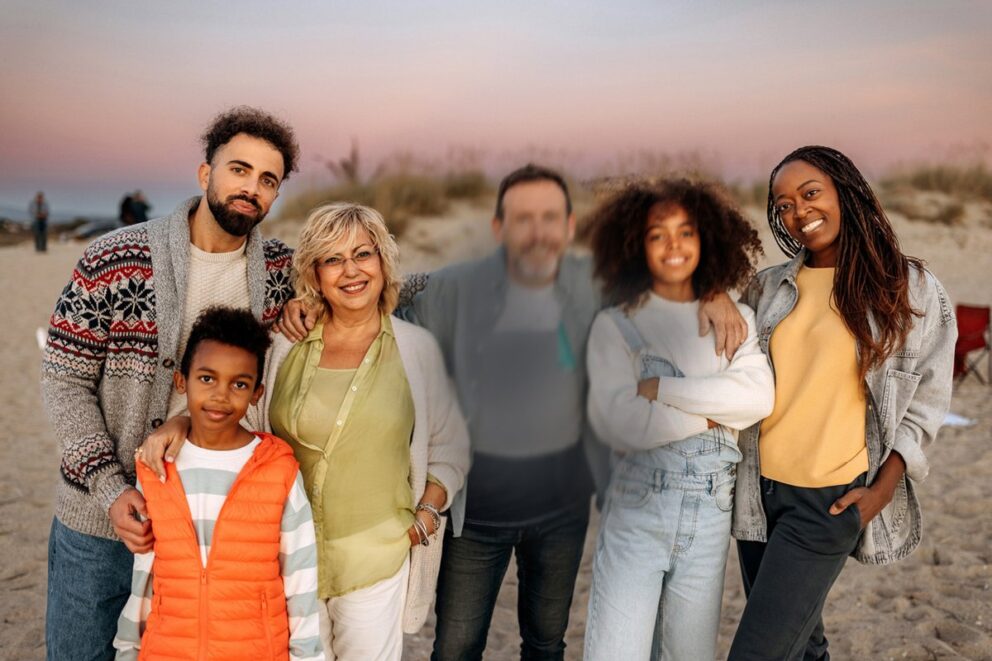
[759,267,868,487]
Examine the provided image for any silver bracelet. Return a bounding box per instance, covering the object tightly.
[416,502,441,532]
[413,518,430,546]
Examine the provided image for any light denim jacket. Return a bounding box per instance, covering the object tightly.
[732,250,957,565]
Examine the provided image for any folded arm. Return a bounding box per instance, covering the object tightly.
[586,314,710,452]
[656,309,775,430]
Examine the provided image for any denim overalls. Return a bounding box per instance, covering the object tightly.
[585,308,742,661]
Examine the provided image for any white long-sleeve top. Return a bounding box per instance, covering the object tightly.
[586,294,775,452]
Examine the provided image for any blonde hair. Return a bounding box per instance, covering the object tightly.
[292,203,402,320]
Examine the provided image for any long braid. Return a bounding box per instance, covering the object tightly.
[766,146,923,381]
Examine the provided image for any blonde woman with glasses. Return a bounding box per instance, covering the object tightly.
[139,203,470,660]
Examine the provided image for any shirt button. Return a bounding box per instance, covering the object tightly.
[162,358,174,368]
[151,418,163,428]
[336,420,343,426]
[364,358,371,364]
[351,386,358,392]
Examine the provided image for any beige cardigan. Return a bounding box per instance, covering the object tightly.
[246,315,471,633]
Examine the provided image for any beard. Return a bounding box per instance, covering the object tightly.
[206,188,266,237]
[509,243,563,284]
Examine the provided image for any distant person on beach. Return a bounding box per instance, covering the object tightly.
[280,163,748,660]
[119,193,135,226]
[582,180,773,660]
[30,191,49,252]
[113,307,323,660]
[729,146,957,660]
[129,190,151,224]
[41,106,299,661]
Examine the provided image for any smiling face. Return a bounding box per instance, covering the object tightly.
[772,160,843,267]
[644,203,700,302]
[175,339,263,440]
[198,133,285,237]
[493,179,575,286]
[315,227,384,318]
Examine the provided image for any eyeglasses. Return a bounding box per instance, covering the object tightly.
[318,247,380,272]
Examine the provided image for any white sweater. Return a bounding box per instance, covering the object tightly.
[586,294,774,452]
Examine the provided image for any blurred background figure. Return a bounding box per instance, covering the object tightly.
[130,190,151,224]
[118,192,135,226]
[30,191,49,252]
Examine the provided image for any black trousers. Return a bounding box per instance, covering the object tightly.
[729,473,866,661]
[33,219,47,252]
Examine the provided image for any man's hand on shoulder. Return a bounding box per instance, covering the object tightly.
[272,298,317,342]
[109,488,153,553]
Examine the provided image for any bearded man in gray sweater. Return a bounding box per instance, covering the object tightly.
[41,106,299,661]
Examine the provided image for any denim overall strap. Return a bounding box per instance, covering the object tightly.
[605,307,685,379]
[605,307,646,354]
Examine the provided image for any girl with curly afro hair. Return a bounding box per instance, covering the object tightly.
[583,179,774,660]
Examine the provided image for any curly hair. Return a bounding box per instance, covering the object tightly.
[292,202,402,321]
[767,145,923,381]
[180,306,272,385]
[589,178,763,310]
[201,106,300,180]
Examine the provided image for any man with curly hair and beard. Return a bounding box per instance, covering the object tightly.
[41,106,300,661]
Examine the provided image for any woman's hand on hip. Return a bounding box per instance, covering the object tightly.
[829,452,907,529]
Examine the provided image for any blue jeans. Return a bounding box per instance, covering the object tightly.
[584,430,739,660]
[46,517,134,661]
[431,502,590,661]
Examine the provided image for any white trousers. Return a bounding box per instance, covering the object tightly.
[318,555,409,661]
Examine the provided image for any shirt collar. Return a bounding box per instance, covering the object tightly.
[302,311,394,345]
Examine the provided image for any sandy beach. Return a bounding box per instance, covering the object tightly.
[1,198,990,660]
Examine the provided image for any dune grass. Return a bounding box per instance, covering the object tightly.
[279,146,990,234]
[881,163,992,202]
[278,143,493,236]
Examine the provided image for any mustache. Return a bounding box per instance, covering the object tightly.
[226,194,261,212]
[521,241,560,254]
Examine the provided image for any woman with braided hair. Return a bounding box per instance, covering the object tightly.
[729,146,957,660]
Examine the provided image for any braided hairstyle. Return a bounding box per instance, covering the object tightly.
[767,146,923,381]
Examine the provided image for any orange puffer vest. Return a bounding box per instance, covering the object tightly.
[135,433,300,661]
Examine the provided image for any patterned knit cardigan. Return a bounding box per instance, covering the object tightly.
[41,197,295,540]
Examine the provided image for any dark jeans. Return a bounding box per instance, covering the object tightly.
[729,474,866,661]
[33,219,47,252]
[432,502,590,661]
[46,517,134,661]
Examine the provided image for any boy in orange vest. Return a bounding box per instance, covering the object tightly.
[114,307,323,660]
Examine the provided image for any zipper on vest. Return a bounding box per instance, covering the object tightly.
[198,569,208,661]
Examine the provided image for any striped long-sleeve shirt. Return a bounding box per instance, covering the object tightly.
[114,437,323,660]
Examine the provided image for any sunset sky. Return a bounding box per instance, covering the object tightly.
[1,0,990,217]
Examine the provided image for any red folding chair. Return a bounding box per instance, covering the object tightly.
[954,304,990,385]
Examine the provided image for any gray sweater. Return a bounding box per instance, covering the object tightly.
[41,197,294,539]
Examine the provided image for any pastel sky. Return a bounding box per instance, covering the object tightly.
[1,0,990,217]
